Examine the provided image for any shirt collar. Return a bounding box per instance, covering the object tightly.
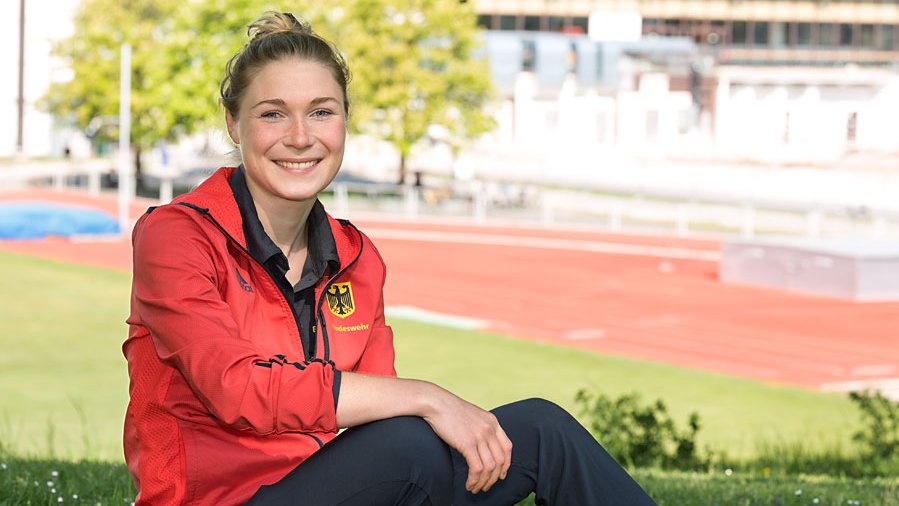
[228,166,340,291]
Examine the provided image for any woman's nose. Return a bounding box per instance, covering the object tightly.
[285,119,313,148]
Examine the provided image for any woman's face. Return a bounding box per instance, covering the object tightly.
[226,58,346,205]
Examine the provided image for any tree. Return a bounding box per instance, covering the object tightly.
[43,0,495,186]
[41,0,184,186]
[314,0,495,184]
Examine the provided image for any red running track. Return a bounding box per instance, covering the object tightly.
[3,189,898,393]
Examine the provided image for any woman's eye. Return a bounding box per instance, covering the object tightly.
[261,111,282,119]
[312,109,333,118]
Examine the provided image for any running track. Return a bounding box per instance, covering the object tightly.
[3,188,899,395]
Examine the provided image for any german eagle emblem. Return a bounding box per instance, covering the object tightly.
[326,282,355,318]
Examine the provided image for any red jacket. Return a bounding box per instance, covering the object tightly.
[123,167,396,505]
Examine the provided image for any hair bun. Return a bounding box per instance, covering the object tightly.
[247,11,312,40]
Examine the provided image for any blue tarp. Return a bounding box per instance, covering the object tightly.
[0,201,120,239]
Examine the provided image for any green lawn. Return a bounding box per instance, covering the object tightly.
[1,249,896,503]
[0,250,862,463]
[2,454,897,505]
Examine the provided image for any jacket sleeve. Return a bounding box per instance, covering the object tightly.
[130,207,338,435]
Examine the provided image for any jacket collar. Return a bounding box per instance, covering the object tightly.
[173,167,362,266]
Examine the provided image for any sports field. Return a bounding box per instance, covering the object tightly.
[2,188,898,504]
[1,188,894,460]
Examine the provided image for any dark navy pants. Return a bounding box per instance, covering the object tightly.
[247,398,657,505]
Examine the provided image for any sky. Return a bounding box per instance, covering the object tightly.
[0,0,80,156]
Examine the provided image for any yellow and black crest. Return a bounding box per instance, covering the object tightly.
[326,282,355,318]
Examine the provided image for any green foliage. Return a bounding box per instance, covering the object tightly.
[850,390,899,461]
[41,0,183,148]
[574,389,709,470]
[313,0,496,183]
[42,0,495,183]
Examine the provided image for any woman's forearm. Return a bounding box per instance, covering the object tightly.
[335,372,444,428]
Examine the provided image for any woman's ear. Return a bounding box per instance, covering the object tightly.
[225,112,240,145]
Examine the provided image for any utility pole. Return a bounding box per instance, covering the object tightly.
[16,0,26,154]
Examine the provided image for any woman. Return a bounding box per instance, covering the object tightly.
[123,11,657,506]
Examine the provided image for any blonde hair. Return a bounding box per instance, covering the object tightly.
[220,12,350,118]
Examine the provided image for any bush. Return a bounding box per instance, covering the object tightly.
[850,390,899,461]
[574,389,709,470]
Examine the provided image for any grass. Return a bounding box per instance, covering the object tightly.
[0,250,862,461]
[1,453,897,505]
[0,248,893,502]
[393,318,861,461]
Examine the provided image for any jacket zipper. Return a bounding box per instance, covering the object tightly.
[314,222,365,363]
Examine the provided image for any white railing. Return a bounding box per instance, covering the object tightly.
[3,159,897,240]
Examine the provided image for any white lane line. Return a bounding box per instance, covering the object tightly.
[563,328,608,340]
[820,377,899,400]
[365,228,721,262]
[386,305,488,330]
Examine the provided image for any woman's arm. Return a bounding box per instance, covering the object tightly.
[336,372,513,494]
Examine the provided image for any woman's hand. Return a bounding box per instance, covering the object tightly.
[336,373,513,493]
[421,390,514,494]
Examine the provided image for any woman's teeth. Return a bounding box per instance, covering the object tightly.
[278,160,316,170]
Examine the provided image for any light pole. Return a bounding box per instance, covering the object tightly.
[16,0,25,154]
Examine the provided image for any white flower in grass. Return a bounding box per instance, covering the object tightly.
[72,494,78,500]
[58,497,64,503]
[1,462,7,470]
[724,468,733,476]
[51,470,59,477]
[795,489,802,496]
[813,499,820,504]
[47,480,55,487]
[52,488,57,494]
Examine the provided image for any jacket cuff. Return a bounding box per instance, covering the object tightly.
[331,368,342,415]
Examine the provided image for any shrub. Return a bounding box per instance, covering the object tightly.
[850,390,899,461]
[574,389,709,470]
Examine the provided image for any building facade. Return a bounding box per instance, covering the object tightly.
[470,0,899,162]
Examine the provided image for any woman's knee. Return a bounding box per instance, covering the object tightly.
[496,398,573,428]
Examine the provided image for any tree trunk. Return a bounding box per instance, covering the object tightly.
[134,146,143,195]
[397,152,406,185]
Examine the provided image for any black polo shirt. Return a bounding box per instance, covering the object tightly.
[228,167,340,359]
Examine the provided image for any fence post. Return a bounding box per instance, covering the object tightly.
[609,199,622,230]
[806,209,821,237]
[404,185,419,218]
[88,164,101,195]
[676,203,689,236]
[474,189,487,223]
[741,204,755,238]
[541,191,553,225]
[334,183,349,216]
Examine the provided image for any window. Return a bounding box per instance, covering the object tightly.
[571,17,588,34]
[860,24,875,48]
[819,23,835,46]
[523,16,540,32]
[839,23,853,47]
[499,15,517,31]
[771,22,788,47]
[879,25,895,50]
[549,16,565,32]
[476,15,493,30]
[521,40,536,71]
[797,23,812,46]
[753,22,769,46]
[732,21,747,45]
